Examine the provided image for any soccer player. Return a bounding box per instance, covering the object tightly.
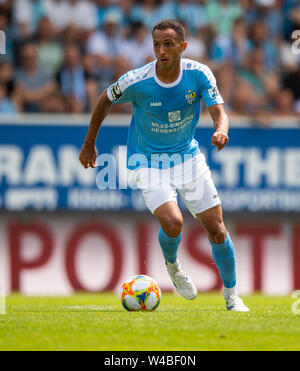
[79,19,249,311]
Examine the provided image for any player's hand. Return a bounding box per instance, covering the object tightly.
[211,130,229,152]
[79,142,97,168]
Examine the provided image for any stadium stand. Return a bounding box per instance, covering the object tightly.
[0,0,299,122]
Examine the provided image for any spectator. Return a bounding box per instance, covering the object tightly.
[0,0,296,116]
[109,55,133,114]
[121,22,154,69]
[92,0,135,32]
[56,43,88,113]
[0,0,12,16]
[157,0,177,23]
[183,27,207,62]
[210,17,251,67]
[44,0,72,33]
[0,61,19,109]
[13,0,46,40]
[0,83,17,114]
[176,0,207,36]
[131,0,161,30]
[67,0,98,31]
[205,0,243,35]
[57,0,99,47]
[214,63,236,112]
[86,11,127,89]
[14,43,56,112]
[36,17,64,76]
[253,0,283,39]
[239,0,260,27]
[117,0,136,31]
[273,88,297,116]
[248,21,279,72]
[93,0,117,28]
[232,48,279,116]
[86,12,124,66]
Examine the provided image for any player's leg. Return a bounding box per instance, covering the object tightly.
[178,166,249,311]
[154,200,183,263]
[135,167,197,300]
[196,205,236,292]
[196,205,249,312]
[154,201,197,300]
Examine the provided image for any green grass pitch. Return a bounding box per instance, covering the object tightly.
[0,293,299,351]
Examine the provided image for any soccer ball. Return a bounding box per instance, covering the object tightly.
[121,275,161,311]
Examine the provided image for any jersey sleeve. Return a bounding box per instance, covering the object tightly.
[107,72,135,105]
[198,66,224,107]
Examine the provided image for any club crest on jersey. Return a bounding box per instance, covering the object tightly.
[185,90,196,104]
[110,83,122,101]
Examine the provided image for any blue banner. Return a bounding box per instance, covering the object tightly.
[0,121,300,212]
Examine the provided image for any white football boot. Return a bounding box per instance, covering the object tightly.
[225,294,250,312]
[166,260,197,300]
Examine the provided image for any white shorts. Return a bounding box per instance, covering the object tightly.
[130,154,221,218]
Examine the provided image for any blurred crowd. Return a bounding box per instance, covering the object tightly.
[0,0,300,121]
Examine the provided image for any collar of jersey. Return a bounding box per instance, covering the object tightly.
[153,59,183,88]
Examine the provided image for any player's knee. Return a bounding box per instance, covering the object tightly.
[160,215,183,237]
[208,223,227,245]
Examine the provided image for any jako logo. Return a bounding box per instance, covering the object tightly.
[0,31,6,54]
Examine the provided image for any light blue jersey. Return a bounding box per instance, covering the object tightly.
[107,58,223,169]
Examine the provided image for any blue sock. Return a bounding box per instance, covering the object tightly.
[158,228,182,263]
[210,233,236,289]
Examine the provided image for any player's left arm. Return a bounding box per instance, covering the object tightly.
[208,103,229,152]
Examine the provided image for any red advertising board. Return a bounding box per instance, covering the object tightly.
[0,213,299,295]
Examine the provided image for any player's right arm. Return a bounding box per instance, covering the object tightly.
[79,89,112,169]
[79,71,135,169]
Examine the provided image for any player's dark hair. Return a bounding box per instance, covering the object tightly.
[152,20,185,41]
